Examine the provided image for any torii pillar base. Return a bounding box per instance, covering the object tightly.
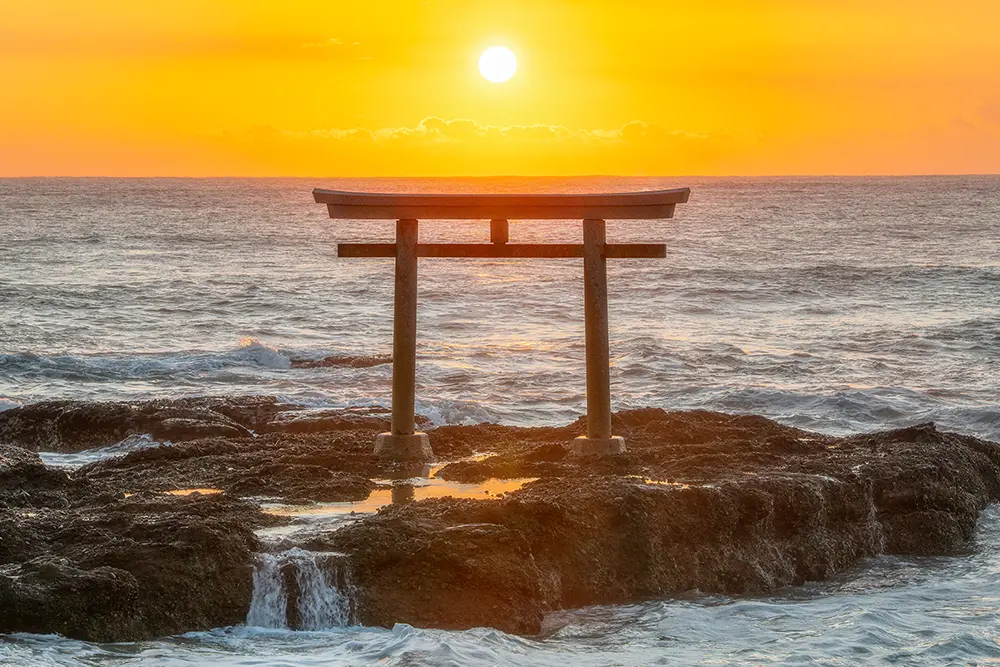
[374,432,434,461]
[572,435,626,456]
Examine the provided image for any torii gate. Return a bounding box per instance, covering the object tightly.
[313,188,691,461]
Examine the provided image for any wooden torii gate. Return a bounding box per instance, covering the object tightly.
[313,187,691,461]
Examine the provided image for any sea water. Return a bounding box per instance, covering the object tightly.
[1,176,999,664]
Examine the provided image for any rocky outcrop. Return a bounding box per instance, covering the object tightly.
[75,432,381,503]
[309,413,1000,634]
[71,421,470,503]
[256,409,391,435]
[0,441,270,641]
[2,402,999,641]
[290,354,392,369]
[0,396,433,453]
[0,399,255,452]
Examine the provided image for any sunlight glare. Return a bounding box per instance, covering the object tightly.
[479,46,517,83]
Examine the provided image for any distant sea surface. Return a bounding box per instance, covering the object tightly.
[2,176,1000,666]
[2,176,998,438]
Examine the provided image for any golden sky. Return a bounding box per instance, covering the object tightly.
[2,0,999,176]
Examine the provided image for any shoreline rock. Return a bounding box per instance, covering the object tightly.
[1,442,271,640]
[289,354,392,369]
[2,400,999,641]
[313,414,1000,633]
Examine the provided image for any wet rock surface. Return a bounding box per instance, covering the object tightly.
[289,354,392,369]
[316,411,1000,633]
[76,432,382,503]
[2,398,1000,641]
[1,441,270,641]
[0,398,265,452]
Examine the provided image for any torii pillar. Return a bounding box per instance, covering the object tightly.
[313,188,691,460]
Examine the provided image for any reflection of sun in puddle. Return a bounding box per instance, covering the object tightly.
[123,488,223,498]
[262,477,536,518]
[165,488,223,496]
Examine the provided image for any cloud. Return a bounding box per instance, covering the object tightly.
[299,37,361,50]
[220,118,746,176]
[275,117,718,147]
[617,121,707,144]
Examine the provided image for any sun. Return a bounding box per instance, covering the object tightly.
[478,46,517,83]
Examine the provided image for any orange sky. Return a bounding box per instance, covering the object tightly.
[2,0,999,176]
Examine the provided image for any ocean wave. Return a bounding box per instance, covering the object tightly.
[414,399,500,426]
[236,337,291,370]
[0,340,395,385]
[633,385,1000,441]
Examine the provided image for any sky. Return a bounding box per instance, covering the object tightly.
[1,0,999,176]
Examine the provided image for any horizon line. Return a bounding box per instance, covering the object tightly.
[2,173,999,180]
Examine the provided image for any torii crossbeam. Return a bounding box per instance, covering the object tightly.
[313,187,691,460]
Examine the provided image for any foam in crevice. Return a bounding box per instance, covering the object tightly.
[865,493,888,555]
[38,434,165,469]
[246,549,354,631]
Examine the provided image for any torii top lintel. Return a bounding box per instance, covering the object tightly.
[312,187,691,221]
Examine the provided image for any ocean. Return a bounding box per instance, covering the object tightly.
[1,176,999,665]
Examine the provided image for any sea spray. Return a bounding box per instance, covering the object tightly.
[246,553,287,629]
[246,549,354,630]
[291,550,354,630]
[238,337,292,370]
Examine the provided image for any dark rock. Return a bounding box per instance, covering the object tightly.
[0,560,143,641]
[312,414,1000,634]
[4,401,1000,641]
[76,431,382,503]
[150,417,248,442]
[0,443,92,510]
[0,443,43,470]
[290,354,392,369]
[0,399,253,453]
[226,464,374,503]
[0,395,440,453]
[0,486,267,641]
[177,396,303,433]
[258,408,391,435]
[324,501,550,634]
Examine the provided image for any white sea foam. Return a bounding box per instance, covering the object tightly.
[415,398,500,426]
[247,549,353,631]
[0,398,22,412]
[237,337,292,370]
[38,434,166,469]
[246,553,288,629]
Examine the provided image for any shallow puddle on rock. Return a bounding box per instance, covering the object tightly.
[163,488,223,496]
[122,488,223,498]
[261,476,537,520]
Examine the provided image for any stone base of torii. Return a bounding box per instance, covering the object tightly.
[313,188,690,460]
